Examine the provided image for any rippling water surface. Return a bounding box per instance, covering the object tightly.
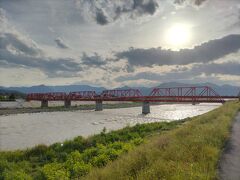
[0,103,221,150]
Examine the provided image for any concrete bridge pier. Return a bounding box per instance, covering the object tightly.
[64,100,71,108]
[95,100,103,111]
[41,100,48,108]
[142,101,150,114]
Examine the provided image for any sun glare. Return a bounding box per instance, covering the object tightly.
[165,23,192,48]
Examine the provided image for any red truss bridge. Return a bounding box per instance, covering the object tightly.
[26,86,239,114]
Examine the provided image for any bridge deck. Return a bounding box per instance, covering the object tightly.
[26,86,239,103]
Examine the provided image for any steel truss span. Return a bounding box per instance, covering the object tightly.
[26,86,239,103]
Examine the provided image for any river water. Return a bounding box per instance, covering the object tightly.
[0,103,221,151]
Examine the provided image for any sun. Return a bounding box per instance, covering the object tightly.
[165,23,192,48]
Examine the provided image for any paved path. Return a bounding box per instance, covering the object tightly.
[219,112,240,180]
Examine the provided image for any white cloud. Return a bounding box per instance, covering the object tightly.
[0,0,240,87]
[74,0,160,25]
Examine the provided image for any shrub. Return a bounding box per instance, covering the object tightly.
[3,169,32,180]
[105,148,122,161]
[71,162,91,178]
[91,154,110,167]
[81,148,99,163]
[25,144,48,160]
[131,137,144,145]
[64,151,92,178]
[65,151,82,167]
[42,163,70,180]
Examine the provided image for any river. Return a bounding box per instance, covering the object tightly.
[0,103,221,150]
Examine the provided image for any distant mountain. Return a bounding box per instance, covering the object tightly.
[51,85,105,93]
[0,89,25,98]
[209,84,239,96]
[0,85,105,94]
[1,82,239,96]
[0,85,53,94]
[116,82,239,96]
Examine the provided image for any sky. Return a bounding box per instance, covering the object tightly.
[0,0,240,88]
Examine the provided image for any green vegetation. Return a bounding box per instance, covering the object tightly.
[0,89,26,100]
[0,94,16,101]
[85,101,240,180]
[0,120,183,179]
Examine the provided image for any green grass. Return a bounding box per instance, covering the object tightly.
[85,101,240,180]
[0,120,183,179]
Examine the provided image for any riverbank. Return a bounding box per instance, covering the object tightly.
[0,101,238,179]
[85,101,239,179]
[0,120,184,179]
[0,102,143,116]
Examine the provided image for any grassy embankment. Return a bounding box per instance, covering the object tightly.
[0,120,183,179]
[86,101,240,180]
[0,101,239,179]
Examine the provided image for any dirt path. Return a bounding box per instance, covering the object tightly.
[219,112,240,180]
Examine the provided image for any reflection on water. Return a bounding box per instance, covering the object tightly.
[0,103,221,150]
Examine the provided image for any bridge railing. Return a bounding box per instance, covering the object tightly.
[149,86,224,103]
[26,86,227,103]
[47,92,67,101]
[26,92,67,101]
[68,91,97,100]
[26,93,44,101]
[100,89,142,98]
